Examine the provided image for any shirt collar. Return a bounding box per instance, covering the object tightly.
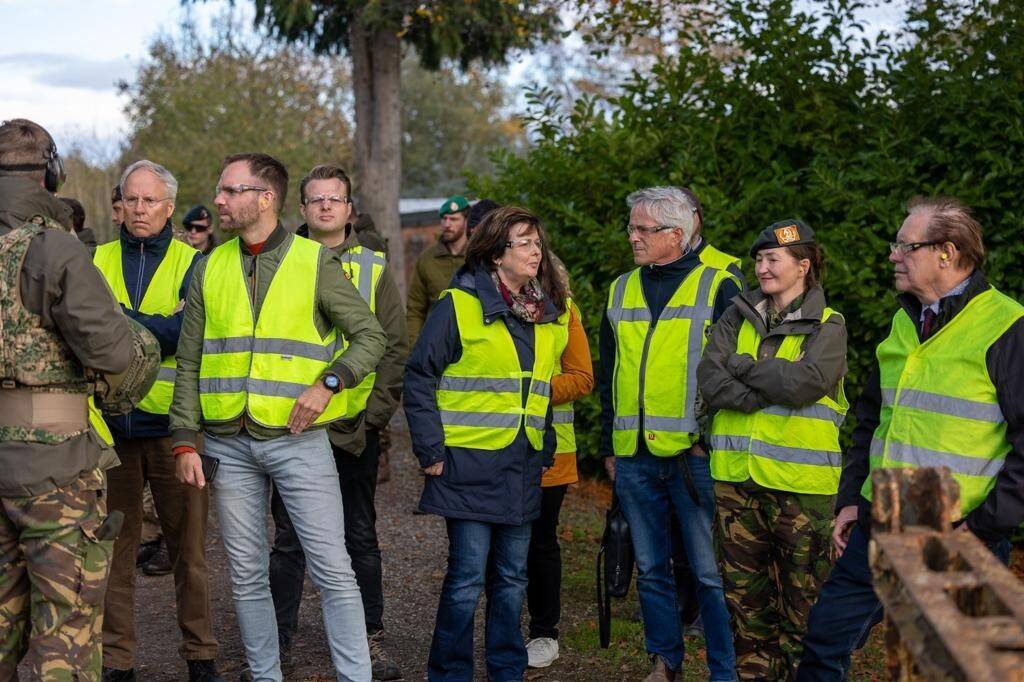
[919,274,972,321]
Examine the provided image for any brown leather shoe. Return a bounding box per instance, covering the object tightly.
[643,656,677,682]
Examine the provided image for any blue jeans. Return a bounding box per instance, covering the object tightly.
[427,518,532,681]
[615,450,737,681]
[205,430,370,682]
[797,523,1011,681]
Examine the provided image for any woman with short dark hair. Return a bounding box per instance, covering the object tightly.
[404,206,568,681]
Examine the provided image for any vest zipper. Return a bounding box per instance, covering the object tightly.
[244,251,258,419]
[637,321,656,431]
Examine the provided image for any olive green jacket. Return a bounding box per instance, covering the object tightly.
[169,223,387,449]
[697,285,848,415]
[406,240,465,345]
[324,228,408,455]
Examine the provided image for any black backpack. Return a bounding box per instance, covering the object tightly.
[596,493,634,648]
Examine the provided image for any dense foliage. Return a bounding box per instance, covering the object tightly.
[474,0,1024,463]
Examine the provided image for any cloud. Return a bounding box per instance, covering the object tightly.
[0,53,133,92]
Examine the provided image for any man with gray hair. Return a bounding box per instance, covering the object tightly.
[93,160,222,681]
[598,186,742,681]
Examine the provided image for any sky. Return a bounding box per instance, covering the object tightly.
[0,0,232,156]
[0,0,907,159]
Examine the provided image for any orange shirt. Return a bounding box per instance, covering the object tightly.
[543,303,594,487]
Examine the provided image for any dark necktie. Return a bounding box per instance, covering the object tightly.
[922,307,937,339]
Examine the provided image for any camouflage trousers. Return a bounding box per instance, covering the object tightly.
[0,469,114,681]
[714,480,834,681]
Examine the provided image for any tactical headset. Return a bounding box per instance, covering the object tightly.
[0,123,67,193]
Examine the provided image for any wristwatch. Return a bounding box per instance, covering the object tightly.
[322,373,342,393]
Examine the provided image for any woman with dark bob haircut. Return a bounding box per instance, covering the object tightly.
[404,206,569,680]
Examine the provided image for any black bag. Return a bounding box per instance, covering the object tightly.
[596,492,634,648]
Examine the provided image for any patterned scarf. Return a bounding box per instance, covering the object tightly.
[492,271,546,323]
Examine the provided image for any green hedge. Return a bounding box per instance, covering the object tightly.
[472,0,1024,464]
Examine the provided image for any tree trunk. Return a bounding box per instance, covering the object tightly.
[350,17,405,294]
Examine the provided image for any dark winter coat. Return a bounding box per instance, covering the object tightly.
[403,265,558,525]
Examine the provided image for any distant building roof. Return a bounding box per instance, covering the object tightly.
[400,198,448,215]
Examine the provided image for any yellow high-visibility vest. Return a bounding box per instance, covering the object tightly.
[336,244,386,418]
[436,288,562,451]
[93,238,197,415]
[552,301,574,453]
[861,288,1023,514]
[709,309,848,494]
[608,262,738,456]
[198,236,349,427]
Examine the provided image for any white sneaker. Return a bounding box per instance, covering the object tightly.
[526,637,559,668]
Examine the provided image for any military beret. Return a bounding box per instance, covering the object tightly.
[439,195,470,217]
[749,219,816,257]
[183,205,212,226]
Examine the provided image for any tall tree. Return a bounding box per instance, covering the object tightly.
[247,0,562,292]
[120,21,353,229]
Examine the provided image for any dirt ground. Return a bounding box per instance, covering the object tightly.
[106,422,604,681]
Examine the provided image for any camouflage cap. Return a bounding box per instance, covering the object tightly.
[96,317,161,416]
[439,195,470,217]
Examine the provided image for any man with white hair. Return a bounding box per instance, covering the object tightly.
[93,160,221,681]
[599,186,742,682]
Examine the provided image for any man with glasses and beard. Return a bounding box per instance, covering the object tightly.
[171,153,386,681]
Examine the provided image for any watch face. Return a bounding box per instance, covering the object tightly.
[324,374,340,390]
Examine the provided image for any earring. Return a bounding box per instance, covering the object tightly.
[940,253,949,261]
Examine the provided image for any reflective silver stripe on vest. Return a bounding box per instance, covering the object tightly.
[156,367,176,383]
[869,436,884,457]
[344,248,386,305]
[531,380,551,398]
[552,409,574,424]
[880,439,1005,477]
[881,387,1004,423]
[526,414,547,431]
[709,434,840,468]
[203,337,335,363]
[199,377,247,393]
[677,267,717,435]
[438,376,521,393]
[198,377,310,399]
[439,410,522,428]
[614,415,639,430]
[762,403,845,427]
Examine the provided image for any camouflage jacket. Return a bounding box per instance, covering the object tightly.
[0,175,136,497]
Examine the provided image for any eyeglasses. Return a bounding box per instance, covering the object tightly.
[506,238,544,251]
[889,240,940,255]
[305,195,350,208]
[122,196,172,211]
[626,222,677,236]
[185,223,209,233]
[216,183,268,197]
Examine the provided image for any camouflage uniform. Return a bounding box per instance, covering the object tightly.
[714,479,834,680]
[0,468,114,681]
[0,220,118,681]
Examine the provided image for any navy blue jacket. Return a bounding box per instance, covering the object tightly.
[106,222,200,439]
[403,266,558,525]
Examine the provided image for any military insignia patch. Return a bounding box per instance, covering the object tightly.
[774,224,800,244]
[450,201,458,212]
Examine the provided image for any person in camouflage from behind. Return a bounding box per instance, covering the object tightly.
[0,119,143,681]
[698,221,849,680]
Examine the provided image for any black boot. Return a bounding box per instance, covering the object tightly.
[187,659,225,682]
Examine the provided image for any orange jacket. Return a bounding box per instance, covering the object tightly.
[543,303,594,487]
